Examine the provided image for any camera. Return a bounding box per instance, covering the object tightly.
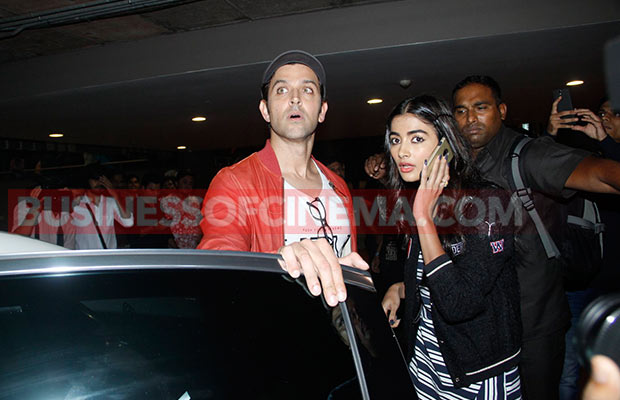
[576,293,620,369]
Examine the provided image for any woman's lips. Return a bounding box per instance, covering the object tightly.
[399,163,414,173]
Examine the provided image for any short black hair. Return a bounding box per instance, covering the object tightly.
[260,82,270,101]
[85,164,108,181]
[598,96,610,110]
[452,75,503,106]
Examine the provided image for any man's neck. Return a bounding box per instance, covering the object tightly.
[270,132,323,191]
[270,132,316,177]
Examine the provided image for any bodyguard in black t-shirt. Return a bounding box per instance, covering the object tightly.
[451,76,620,400]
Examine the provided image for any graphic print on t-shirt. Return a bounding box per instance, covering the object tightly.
[283,166,351,257]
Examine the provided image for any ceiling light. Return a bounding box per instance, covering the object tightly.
[399,79,412,89]
[192,116,206,122]
[367,98,383,105]
[177,145,187,150]
[566,80,584,86]
[49,133,64,138]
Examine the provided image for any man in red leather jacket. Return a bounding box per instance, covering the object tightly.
[198,50,367,307]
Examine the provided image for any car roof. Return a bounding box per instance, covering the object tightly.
[0,232,374,292]
[0,231,65,254]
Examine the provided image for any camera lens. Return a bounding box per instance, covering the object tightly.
[576,293,620,369]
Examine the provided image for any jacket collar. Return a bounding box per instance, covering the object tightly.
[257,139,325,178]
[257,139,282,176]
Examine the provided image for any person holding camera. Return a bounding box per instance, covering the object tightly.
[547,97,620,162]
[546,94,620,400]
[70,167,133,250]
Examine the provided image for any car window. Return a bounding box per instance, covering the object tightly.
[0,269,363,400]
[341,285,417,398]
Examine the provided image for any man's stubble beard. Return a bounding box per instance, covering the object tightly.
[268,108,320,142]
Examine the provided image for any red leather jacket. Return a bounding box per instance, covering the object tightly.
[197,140,357,253]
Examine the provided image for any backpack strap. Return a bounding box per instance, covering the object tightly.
[570,199,605,234]
[509,137,561,259]
[567,215,596,230]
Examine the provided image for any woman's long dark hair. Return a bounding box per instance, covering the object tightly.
[384,94,483,246]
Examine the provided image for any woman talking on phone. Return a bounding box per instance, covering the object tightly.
[381,95,522,399]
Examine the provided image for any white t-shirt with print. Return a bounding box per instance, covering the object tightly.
[283,164,351,257]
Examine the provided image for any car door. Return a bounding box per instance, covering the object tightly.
[0,250,415,399]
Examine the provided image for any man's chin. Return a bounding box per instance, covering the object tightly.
[461,132,478,145]
[272,126,316,141]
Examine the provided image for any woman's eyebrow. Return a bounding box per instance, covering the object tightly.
[390,129,427,136]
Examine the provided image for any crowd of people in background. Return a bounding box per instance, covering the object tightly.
[9,166,205,250]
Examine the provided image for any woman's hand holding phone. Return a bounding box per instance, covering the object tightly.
[413,152,450,229]
[425,138,454,176]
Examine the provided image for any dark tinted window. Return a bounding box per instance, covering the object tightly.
[0,269,360,399]
[342,285,417,398]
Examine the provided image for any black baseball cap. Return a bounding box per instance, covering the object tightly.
[261,50,326,99]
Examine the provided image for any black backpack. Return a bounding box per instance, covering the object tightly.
[508,136,605,291]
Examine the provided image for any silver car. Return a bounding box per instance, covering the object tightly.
[0,232,415,399]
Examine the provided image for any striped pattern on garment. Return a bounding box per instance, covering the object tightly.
[409,252,521,400]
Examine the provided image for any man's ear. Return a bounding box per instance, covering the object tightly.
[318,101,328,123]
[499,103,507,121]
[259,99,270,123]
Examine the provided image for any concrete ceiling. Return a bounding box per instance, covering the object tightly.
[0,0,396,63]
[0,0,619,151]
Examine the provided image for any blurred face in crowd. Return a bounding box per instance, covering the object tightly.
[327,161,345,179]
[259,63,327,142]
[128,176,141,189]
[388,114,439,183]
[145,182,160,191]
[163,178,176,190]
[88,177,105,190]
[599,100,620,142]
[453,83,507,157]
[177,174,194,190]
[112,173,126,189]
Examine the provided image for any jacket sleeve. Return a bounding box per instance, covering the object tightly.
[422,219,515,323]
[197,169,251,251]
